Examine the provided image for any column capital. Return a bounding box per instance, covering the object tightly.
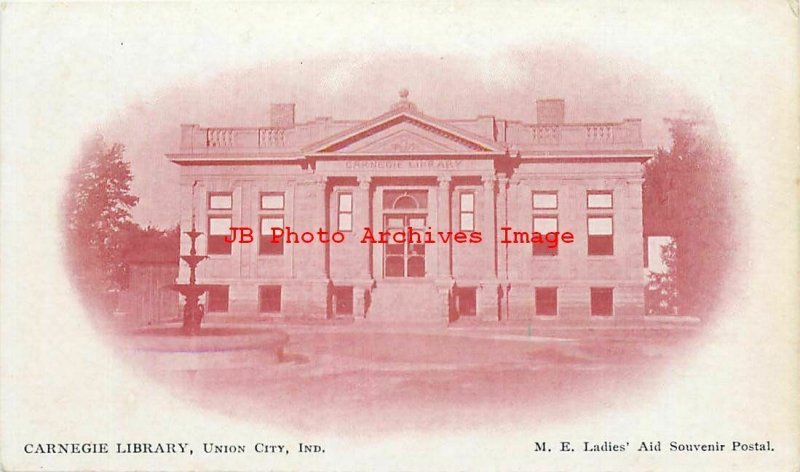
[438,176,452,186]
[357,175,372,189]
[481,174,495,190]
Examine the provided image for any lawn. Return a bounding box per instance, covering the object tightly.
[155,324,697,432]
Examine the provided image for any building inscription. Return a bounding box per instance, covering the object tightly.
[344,159,463,170]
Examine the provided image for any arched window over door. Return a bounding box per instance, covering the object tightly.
[383,190,428,210]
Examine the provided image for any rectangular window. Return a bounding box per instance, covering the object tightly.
[587,191,613,209]
[588,216,614,255]
[207,285,229,312]
[591,287,614,316]
[259,191,285,255]
[459,192,475,231]
[260,216,284,255]
[209,193,233,210]
[535,287,558,316]
[533,191,558,256]
[261,193,284,211]
[533,216,558,256]
[533,192,558,209]
[338,193,353,232]
[207,216,232,255]
[409,217,426,229]
[208,193,233,255]
[334,286,354,315]
[259,285,282,313]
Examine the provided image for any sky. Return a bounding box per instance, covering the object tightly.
[99,46,702,228]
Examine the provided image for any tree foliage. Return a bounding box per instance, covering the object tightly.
[646,239,678,315]
[643,119,736,316]
[64,135,139,311]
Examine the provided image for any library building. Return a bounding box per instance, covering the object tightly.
[167,90,653,323]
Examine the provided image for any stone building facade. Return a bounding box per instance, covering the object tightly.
[167,91,652,324]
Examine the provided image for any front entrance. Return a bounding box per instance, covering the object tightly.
[384,214,426,278]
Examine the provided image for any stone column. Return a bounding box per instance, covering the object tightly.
[229,180,258,314]
[436,176,453,279]
[288,175,330,318]
[481,174,498,277]
[478,174,499,321]
[619,178,645,319]
[353,175,373,317]
[495,176,510,320]
[355,176,373,278]
[435,176,453,321]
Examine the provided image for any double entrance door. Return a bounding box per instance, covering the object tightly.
[384,213,426,278]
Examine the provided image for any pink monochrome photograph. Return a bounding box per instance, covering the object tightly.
[1,1,798,471]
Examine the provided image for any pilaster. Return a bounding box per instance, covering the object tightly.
[356,176,373,279]
[436,176,453,281]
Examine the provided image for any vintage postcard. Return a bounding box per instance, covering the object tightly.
[1,1,798,470]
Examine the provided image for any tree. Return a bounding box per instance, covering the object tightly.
[643,118,736,316]
[646,239,678,315]
[64,135,139,313]
[116,223,181,289]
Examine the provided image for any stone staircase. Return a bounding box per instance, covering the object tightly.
[367,281,444,322]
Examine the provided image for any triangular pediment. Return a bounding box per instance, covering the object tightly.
[304,111,503,155]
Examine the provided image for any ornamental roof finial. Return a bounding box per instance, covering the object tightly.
[391,88,418,112]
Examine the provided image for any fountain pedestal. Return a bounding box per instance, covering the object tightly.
[119,221,289,375]
[170,228,209,334]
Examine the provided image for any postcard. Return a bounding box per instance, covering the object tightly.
[1,1,798,470]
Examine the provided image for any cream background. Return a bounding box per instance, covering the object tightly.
[1,1,798,470]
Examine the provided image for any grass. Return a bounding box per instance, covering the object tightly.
[148,323,696,431]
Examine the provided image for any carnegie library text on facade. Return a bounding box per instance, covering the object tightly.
[167,91,652,323]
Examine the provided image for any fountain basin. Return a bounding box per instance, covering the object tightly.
[119,325,289,371]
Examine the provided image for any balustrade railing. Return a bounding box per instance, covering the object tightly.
[528,121,638,147]
[531,125,560,144]
[181,118,641,153]
[199,127,288,149]
[206,128,235,148]
[585,124,614,143]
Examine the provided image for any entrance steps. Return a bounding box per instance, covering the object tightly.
[367,281,444,322]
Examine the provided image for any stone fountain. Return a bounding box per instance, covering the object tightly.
[171,223,212,334]
[118,194,288,376]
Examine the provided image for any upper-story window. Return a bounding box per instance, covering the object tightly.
[533,192,558,210]
[532,191,558,256]
[209,193,233,210]
[459,192,475,232]
[587,190,614,256]
[261,193,284,211]
[338,193,353,232]
[207,192,232,255]
[587,191,613,209]
[260,192,284,255]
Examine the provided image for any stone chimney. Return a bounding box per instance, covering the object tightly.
[536,99,565,124]
[270,103,295,129]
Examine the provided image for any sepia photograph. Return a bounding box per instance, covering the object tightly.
[1,1,798,470]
